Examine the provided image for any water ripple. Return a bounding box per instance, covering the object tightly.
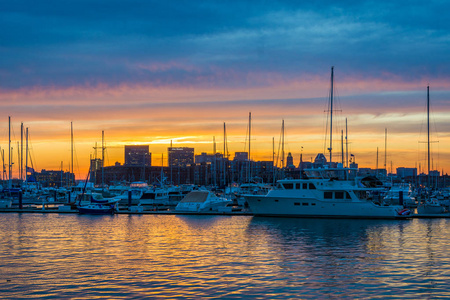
[1,214,450,298]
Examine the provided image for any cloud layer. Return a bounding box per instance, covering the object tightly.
[1,1,450,177]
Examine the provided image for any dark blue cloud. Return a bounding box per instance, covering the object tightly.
[1,0,449,89]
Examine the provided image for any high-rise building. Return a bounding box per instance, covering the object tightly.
[168,147,194,167]
[124,145,151,166]
[90,158,103,183]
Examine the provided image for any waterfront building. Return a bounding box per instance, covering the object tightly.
[33,169,75,188]
[313,153,327,168]
[396,167,417,179]
[234,152,248,162]
[168,147,194,167]
[195,152,223,163]
[125,145,151,166]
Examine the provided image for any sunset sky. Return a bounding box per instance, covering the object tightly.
[1,1,449,180]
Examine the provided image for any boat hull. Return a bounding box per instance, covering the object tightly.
[78,205,115,215]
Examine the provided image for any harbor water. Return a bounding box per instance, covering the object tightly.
[1,214,450,299]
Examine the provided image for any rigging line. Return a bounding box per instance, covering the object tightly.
[28,132,37,170]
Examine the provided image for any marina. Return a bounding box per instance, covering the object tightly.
[2,1,450,298]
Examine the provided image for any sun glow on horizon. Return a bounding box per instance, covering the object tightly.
[1,75,449,180]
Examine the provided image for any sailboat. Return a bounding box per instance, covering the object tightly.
[77,165,119,215]
[417,86,446,215]
[245,67,408,218]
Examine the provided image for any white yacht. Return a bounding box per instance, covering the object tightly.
[245,167,408,219]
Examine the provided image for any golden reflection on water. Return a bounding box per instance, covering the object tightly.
[1,214,450,298]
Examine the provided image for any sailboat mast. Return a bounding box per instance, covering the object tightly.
[25,128,28,184]
[341,130,344,165]
[329,66,334,163]
[223,122,226,186]
[102,130,105,188]
[272,137,275,185]
[345,118,348,168]
[427,85,430,188]
[213,136,216,187]
[384,128,387,173]
[8,116,11,188]
[20,122,23,181]
[71,122,73,186]
[248,112,251,182]
[281,119,285,169]
[17,142,20,180]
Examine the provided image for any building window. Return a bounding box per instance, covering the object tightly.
[309,183,316,189]
[295,183,300,189]
[303,183,308,189]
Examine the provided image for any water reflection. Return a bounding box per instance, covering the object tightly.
[245,217,450,298]
[0,214,450,298]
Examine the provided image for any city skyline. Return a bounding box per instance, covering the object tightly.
[1,1,449,180]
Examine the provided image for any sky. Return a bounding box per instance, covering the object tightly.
[1,0,450,180]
